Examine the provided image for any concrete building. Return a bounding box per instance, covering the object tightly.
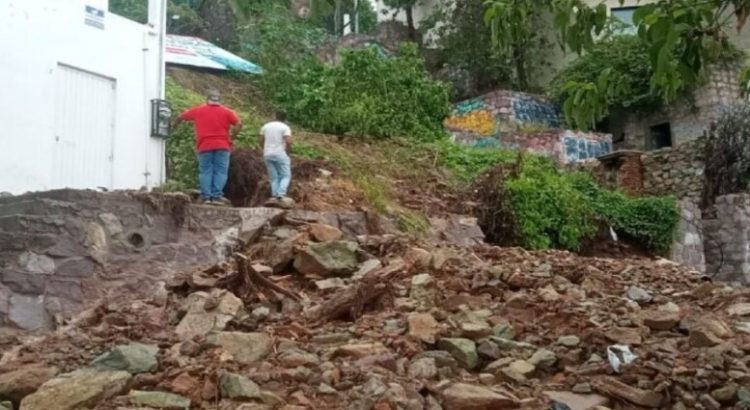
[0,0,168,195]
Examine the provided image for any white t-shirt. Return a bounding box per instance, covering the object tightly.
[260,121,292,157]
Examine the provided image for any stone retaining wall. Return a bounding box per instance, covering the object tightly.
[641,138,706,199]
[703,194,750,285]
[0,190,399,331]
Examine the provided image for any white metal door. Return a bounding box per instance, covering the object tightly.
[53,64,116,190]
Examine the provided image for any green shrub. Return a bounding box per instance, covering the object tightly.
[267,44,451,140]
[269,44,450,139]
[504,157,598,250]
[428,139,516,181]
[479,155,679,253]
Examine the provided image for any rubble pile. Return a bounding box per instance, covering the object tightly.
[1,213,750,410]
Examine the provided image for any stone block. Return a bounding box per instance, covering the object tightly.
[8,294,52,330]
[55,257,96,278]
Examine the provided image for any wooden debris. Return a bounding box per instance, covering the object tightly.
[305,259,405,324]
[592,376,663,408]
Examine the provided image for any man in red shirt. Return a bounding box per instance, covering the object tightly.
[173,89,242,205]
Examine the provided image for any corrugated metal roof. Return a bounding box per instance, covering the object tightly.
[165,35,262,74]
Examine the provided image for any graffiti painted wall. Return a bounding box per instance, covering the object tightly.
[445,90,611,163]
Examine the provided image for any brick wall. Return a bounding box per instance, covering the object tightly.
[641,138,706,199]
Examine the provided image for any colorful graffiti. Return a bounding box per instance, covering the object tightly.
[444,109,497,136]
[445,89,612,163]
[512,94,562,128]
[563,133,612,162]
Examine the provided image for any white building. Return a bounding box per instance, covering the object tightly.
[0,0,167,195]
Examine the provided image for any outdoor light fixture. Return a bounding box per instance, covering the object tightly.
[150,99,172,138]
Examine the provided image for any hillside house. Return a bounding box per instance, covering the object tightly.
[0,0,167,195]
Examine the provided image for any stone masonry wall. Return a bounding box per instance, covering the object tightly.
[641,138,706,199]
[445,90,612,163]
[703,194,750,285]
[612,63,745,150]
[0,190,398,332]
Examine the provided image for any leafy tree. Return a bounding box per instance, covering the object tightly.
[110,0,205,35]
[486,0,749,129]
[483,0,563,90]
[550,35,662,129]
[382,0,420,40]
[421,0,514,93]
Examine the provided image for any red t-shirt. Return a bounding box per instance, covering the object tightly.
[180,104,240,152]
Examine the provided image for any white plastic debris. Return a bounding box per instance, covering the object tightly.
[609,226,618,242]
[607,344,637,373]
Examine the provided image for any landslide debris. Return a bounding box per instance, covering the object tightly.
[2,217,750,410]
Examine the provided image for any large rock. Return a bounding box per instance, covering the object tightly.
[410,274,436,309]
[91,343,158,374]
[219,372,262,400]
[293,241,360,276]
[642,310,680,331]
[175,290,244,339]
[441,383,518,410]
[19,368,130,410]
[128,390,191,409]
[543,391,610,410]
[437,338,478,370]
[309,223,343,242]
[205,331,273,364]
[8,294,51,331]
[408,312,441,344]
[0,364,58,403]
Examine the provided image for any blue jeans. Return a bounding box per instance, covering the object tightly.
[264,153,291,197]
[197,149,230,200]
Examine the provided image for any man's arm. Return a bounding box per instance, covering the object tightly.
[230,122,243,140]
[284,126,293,151]
[171,117,184,130]
[172,107,197,130]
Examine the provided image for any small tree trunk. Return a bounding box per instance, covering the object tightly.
[406,6,416,40]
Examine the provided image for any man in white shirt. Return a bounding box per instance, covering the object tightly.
[260,112,293,205]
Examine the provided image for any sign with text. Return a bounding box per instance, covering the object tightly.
[84,5,105,30]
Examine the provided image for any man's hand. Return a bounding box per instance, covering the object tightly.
[230,123,243,140]
[171,117,184,130]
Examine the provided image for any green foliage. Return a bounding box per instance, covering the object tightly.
[742,67,750,97]
[110,0,205,34]
[429,139,516,181]
[504,157,599,250]
[269,44,451,140]
[110,0,148,23]
[309,0,378,35]
[492,156,679,253]
[238,0,329,70]
[572,177,680,254]
[165,77,262,188]
[482,0,554,90]
[551,36,660,129]
[421,0,514,93]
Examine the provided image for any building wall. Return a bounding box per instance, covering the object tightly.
[0,0,165,195]
[610,63,745,150]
